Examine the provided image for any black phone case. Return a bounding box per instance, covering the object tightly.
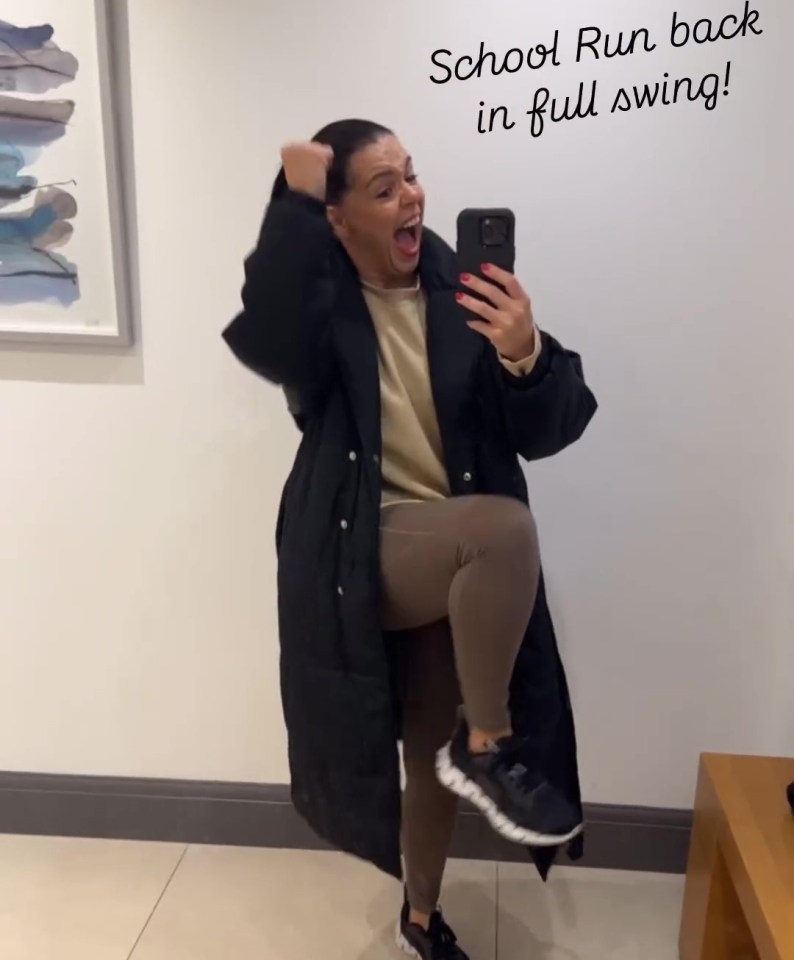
[456,208,516,309]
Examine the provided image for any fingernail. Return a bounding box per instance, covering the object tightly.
[455,292,464,301]
[481,262,491,272]
[460,273,470,282]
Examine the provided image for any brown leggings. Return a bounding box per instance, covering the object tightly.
[380,495,541,915]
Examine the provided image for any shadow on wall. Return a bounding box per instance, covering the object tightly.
[0,0,143,387]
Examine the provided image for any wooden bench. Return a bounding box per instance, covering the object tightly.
[679,753,794,959]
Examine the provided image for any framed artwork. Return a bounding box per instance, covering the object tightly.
[0,0,131,345]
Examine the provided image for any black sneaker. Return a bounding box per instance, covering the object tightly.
[397,900,470,960]
[436,716,583,847]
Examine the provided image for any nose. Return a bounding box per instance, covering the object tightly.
[401,179,422,204]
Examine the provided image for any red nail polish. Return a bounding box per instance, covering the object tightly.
[460,273,470,282]
[481,262,491,272]
[455,292,464,301]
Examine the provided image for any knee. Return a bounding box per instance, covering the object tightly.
[476,496,538,559]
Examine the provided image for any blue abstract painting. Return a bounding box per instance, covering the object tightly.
[0,18,80,307]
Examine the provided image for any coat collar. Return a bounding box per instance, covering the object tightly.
[331,227,467,460]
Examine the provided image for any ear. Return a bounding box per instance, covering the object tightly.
[326,205,349,241]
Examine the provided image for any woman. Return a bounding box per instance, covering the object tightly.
[223,119,597,960]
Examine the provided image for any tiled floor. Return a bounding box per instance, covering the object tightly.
[0,835,684,959]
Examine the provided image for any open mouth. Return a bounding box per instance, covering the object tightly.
[394,213,422,258]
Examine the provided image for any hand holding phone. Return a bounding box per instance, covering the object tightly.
[456,209,515,300]
[456,208,536,363]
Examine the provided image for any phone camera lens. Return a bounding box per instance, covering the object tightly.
[481,216,508,247]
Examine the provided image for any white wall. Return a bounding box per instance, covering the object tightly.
[0,0,791,807]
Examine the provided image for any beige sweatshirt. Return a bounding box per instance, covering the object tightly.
[361,279,541,506]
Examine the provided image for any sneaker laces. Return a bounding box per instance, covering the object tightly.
[490,736,539,790]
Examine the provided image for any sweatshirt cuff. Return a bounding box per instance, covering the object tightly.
[497,326,542,377]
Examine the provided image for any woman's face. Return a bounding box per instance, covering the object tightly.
[327,135,425,288]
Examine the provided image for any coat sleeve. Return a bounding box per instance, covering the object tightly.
[222,189,337,415]
[484,330,598,462]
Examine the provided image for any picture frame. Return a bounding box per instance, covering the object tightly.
[0,0,132,346]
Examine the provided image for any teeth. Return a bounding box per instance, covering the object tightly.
[401,215,420,230]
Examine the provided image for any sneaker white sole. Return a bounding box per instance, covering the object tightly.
[396,922,421,958]
[435,744,584,848]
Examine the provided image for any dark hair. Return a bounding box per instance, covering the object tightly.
[270,119,393,204]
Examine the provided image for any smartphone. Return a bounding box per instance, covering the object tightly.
[456,208,516,308]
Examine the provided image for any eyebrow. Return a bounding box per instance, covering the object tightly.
[367,157,413,187]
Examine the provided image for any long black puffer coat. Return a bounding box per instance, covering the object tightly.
[223,189,598,881]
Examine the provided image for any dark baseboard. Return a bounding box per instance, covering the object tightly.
[0,772,692,875]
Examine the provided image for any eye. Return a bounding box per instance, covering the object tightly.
[377,185,395,200]
[406,174,419,184]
